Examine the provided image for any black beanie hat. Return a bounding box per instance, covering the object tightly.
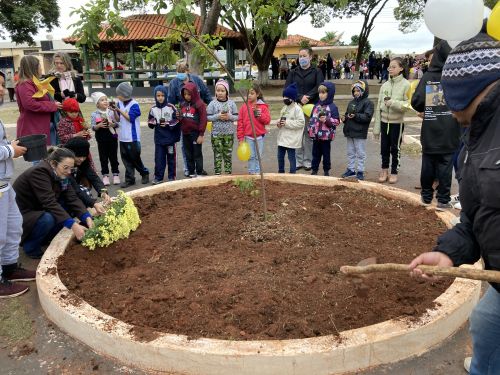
[64,137,90,157]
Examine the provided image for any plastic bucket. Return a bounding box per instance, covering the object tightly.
[18,134,48,162]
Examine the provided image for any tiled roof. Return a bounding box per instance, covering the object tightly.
[64,14,241,44]
[276,34,328,48]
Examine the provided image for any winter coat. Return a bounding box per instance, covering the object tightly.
[411,42,461,155]
[13,160,88,244]
[69,159,105,208]
[0,121,14,192]
[207,99,238,136]
[343,80,374,139]
[148,85,180,145]
[434,82,500,292]
[374,74,411,135]
[168,74,212,106]
[307,81,340,141]
[50,75,86,103]
[57,116,91,145]
[277,103,305,149]
[237,100,271,141]
[15,80,59,146]
[91,109,119,143]
[179,81,208,136]
[285,66,324,105]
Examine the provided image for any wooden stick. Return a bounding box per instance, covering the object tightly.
[340,263,500,283]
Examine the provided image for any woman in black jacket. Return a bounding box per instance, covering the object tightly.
[49,52,86,103]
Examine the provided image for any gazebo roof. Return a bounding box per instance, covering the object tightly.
[64,14,243,51]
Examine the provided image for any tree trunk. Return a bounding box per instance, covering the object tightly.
[252,36,281,86]
[257,70,269,86]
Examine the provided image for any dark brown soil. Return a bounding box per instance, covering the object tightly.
[58,180,452,342]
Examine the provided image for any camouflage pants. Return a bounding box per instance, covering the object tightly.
[211,134,234,174]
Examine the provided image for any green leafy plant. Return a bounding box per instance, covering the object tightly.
[233,178,261,197]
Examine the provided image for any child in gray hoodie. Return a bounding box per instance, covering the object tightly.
[0,71,36,298]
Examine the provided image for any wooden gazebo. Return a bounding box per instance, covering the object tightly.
[63,14,244,95]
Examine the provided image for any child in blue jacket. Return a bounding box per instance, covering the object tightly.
[148,85,180,183]
[307,81,340,176]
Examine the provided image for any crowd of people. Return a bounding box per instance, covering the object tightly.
[1,30,499,373]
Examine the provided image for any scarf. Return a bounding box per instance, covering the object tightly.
[59,72,75,93]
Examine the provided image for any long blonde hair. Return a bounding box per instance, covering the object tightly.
[18,55,41,84]
[51,52,74,75]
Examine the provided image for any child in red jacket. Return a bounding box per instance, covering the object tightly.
[237,83,271,174]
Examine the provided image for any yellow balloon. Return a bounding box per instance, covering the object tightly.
[487,2,500,40]
[206,121,212,132]
[407,79,420,103]
[237,141,251,161]
[302,104,314,117]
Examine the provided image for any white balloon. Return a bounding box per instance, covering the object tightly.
[424,0,484,41]
[447,40,461,48]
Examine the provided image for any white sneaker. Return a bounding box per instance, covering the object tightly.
[464,356,471,373]
[113,175,120,185]
[102,175,110,186]
[451,194,460,203]
[453,201,462,210]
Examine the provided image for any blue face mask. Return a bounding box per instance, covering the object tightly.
[177,73,187,81]
[299,57,310,68]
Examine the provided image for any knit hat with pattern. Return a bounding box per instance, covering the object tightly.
[441,32,500,112]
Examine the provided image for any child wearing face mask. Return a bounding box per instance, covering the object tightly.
[276,83,305,174]
[206,79,238,175]
[340,81,374,180]
[307,82,339,176]
[148,85,180,184]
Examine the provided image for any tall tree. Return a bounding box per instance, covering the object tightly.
[320,31,344,45]
[326,0,390,70]
[0,0,59,44]
[350,34,371,57]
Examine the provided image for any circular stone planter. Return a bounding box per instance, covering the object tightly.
[37,174,481,375]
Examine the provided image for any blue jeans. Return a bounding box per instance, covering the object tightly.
[277,146,296,173]
[154,143,177,181]
[469,286,500,374]
[245,136,264,174]
[22,212,62,258]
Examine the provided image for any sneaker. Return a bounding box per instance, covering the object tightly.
[151,179,163,185]
[324,171,329,176]
[113,175,120,185]
[464,357,471,373]
[102,175,110,186]
[421,197,432,206]
[311,170,318,175]
[304,166,312,171]
[296,166,303,170]
[189,174,196,178]
[120,180,135,188]
[0,277,29,299]
[356,171,364,180]
[378,169,388,183]
[341,169,356,178]
[451,194,460,203]
[201,170,208,176]
[388,174,398,184]
[184,171,190,177]
[2,264,36,282]
[453,201,462,210]
[141,174,150,184]
[436,202,453,211]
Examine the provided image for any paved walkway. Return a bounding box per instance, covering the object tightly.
[0,120,471,375]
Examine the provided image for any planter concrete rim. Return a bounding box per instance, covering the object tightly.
[37,174,481,374]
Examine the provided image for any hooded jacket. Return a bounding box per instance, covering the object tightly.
[307,81,339,141]
[343,80,374,139]
[434,82,500,292]
[285,65,324,105]
[277,102,305,149]
[237,99,271,141]
[411,42,461,154]
[180,81,208,136]
[374,74,411,135]
[148,85,180,145]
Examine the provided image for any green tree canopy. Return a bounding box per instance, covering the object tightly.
[0,0,60,44]
[350,34,371,57]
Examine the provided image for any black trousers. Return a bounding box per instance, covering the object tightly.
[380,122,404,174]
[119,141,149,183]
[183,132,203,175]
[97,139,119,175]
[7,88,15,101]
[312,139,332,172]
[420,153,454,204]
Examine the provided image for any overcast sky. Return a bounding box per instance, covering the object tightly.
[15,0,436,53]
